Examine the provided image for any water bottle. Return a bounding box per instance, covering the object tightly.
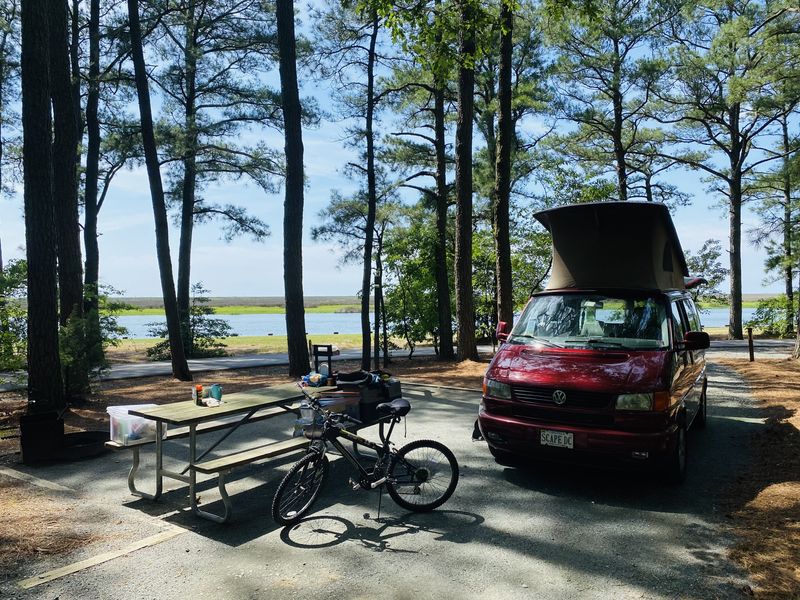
[298,399,314,426]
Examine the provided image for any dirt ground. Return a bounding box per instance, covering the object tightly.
[715,358,800,599]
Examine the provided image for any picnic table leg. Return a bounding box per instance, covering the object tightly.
[126,422,165,500]
[189,424,198,514]
[192,470,233,524]
[188,423,233,523]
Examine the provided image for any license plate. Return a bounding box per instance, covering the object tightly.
[540,429,573,449]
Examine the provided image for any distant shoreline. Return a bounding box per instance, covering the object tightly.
[110,296,364,309]
[110,294,780,314]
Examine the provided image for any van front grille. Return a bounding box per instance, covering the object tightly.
[511,385,613,409]
[510,405,615,428]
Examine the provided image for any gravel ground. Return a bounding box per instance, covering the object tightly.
[2,364,758,599]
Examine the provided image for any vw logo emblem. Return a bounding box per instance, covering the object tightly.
[552,390,567,405]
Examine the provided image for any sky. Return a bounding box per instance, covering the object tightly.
[0,48,784,300]
[0,127,778,299]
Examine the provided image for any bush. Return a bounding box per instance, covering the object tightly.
[745,295,797,338]
[147,283,231,360]
[0,259,28,373]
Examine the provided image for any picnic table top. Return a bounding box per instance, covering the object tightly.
[127,383,336,426]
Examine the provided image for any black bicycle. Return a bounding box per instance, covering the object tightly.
[271,387,459,526]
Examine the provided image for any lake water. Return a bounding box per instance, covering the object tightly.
[118,312,366,339]
[116,307,756,339]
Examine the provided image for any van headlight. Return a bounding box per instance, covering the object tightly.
[483,378,511,399]
[615,393,653,411]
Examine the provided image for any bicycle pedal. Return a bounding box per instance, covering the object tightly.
[348,478,361,491]
[369,476,388,489]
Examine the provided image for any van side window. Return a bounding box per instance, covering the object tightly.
[671,300,687,343]
[682,299,701,332]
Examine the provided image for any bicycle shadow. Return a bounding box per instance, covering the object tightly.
[278,509,484,552]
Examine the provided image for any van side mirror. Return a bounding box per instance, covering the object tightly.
[496,321,509,343]
[683,330,710,351]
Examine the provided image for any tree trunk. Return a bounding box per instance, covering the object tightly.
[454,0,477,361]
[645,173,653,202]
[0,1,15,360]
[70,0,82,135]
[177,4,198,355]
[728,173,743,340]
[359,14,379,371]
[83,0,102,366]
[373,271,380,370]
[494,0,513,329]
[782,114,794,336]
[127,0,191,381]
[794,267,800,358]
[611,39,627,202]
[381,271,389,368]
[433,2,453,360]
[22,0,64,411]
[50,0,86,397]
[276,0,309,376]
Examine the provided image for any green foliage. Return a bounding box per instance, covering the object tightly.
[684,239,730,308]
[545,0,684,203]
[147,283,231,360]
[60,286,131,382]
[365,0,495,76]
[745,295,797,338]
[0,259,27,373]
[382,202,447,353]
[146,0,306,241]
[472,227,497,341]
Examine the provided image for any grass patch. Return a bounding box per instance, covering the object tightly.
[106,334,368,362]
[699,300,760,309]
[110,303,362,316]
[715,358,800,598]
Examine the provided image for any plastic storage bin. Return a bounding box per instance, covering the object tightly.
[320,396,361,421]
[107,404,164,445]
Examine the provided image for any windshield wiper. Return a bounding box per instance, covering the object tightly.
[564,338,626,348]
[509,334,562,348]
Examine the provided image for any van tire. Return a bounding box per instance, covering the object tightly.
[695,383,707,430]
[664,424,687,484]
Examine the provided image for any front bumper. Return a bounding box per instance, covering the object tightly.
[478,408,679,465]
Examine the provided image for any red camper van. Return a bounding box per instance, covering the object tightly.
[477,202,710,482]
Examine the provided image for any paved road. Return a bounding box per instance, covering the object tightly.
[1,338,791,392]
[2,365,756,599]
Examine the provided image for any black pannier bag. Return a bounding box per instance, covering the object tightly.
[336,370,402,424]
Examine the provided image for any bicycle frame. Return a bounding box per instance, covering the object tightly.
[313,416,401,483]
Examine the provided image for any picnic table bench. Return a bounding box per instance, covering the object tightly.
[106,383,335,523]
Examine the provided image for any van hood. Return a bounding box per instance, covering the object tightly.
[486,344,668,394]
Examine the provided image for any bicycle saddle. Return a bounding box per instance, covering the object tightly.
[376,398,410,418]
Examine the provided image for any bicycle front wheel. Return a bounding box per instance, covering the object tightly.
[272,452,329,526]
[386,439,459,512]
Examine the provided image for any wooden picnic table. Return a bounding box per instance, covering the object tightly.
[115,383,336,523]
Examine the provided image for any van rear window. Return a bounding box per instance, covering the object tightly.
[509,294,668,350]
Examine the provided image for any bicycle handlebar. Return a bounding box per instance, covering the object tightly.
[298,383,364,427]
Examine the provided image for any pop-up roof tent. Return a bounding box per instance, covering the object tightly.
[533,201,689,291]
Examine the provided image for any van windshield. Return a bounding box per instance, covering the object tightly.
[508,293,668,350]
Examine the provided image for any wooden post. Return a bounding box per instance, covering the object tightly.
[747,327,754,362]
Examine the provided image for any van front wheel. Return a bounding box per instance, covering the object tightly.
[694,384,707,430]
[664,425,687,484]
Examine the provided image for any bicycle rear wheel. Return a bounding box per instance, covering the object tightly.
[386,439,459,512]
[272,452,329,525]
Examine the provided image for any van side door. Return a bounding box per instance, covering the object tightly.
[669,299,697,422]
[681,297,706,420]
